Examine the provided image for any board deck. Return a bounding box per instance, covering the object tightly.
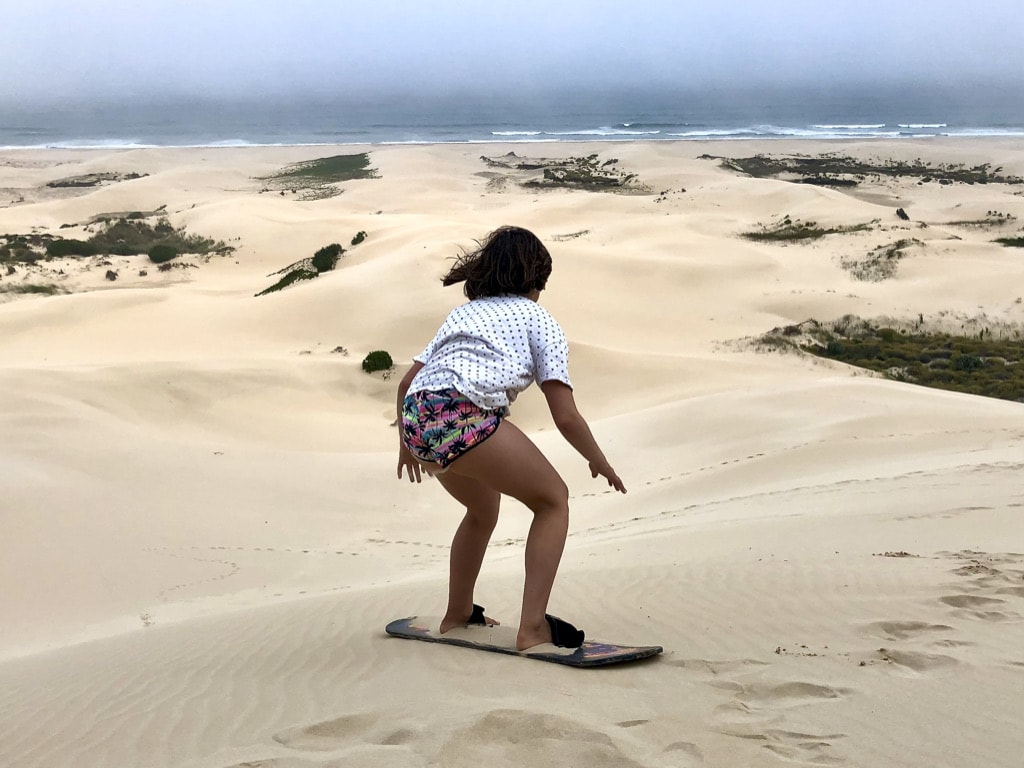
[385,616,662,667]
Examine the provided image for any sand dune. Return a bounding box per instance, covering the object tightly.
[2,139,1023,767]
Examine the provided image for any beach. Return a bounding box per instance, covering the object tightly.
[1,138,1023,767]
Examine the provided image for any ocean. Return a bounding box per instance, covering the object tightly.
[3,83,1023,149]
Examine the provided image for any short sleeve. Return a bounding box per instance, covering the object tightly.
[532,312,572,388]
[413,317,449,364]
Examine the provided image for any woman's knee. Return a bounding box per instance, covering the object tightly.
[466,503,500,530]
[531,478,569,517]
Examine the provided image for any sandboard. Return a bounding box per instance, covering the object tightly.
[385,616,662,667]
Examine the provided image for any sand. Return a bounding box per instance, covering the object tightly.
[1,138,1022,768]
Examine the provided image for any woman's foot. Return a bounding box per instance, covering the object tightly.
[439,604,499,634]
[515,619,552,651]
[516,615,585,651]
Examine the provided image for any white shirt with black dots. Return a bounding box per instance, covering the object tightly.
[410,295,572,410]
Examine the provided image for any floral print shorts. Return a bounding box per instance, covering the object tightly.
[401,388,505,469]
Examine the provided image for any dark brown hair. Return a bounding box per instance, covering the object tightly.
[442,226,552,299]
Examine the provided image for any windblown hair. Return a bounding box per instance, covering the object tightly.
[442,226,552,299]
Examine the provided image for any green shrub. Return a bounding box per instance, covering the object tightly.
[954,354,984,373]
[351,231,367,246]
[148,244,178,263]
[47,238,97,257]
[311,243,343,273]
[362,350,393,373]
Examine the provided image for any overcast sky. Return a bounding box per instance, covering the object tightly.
[3,0,1023,106]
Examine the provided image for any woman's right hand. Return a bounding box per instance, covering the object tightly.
[542,380,626,494]
[397,444,423,483]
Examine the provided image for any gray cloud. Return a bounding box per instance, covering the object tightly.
[3,0,1023,106]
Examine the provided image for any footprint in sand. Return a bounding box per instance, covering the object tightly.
[613,720,705,765]
[940,594,1006,609]
[939,594,1018,621]
[759,729,847,765]
[273,712,418,754]
[935,551,1024,621]
[731,681,849,710]
[861,620,954,641]
[710,679,849,733]
[930,638,975,648]
[951,563,1004,578]
[435,709,654,768]
[274,713,381,752]
[872,648,960,674]
[716,724,847,764]
[663,740,704,763]
[712,698,781,727]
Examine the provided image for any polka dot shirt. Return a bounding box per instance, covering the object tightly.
[410,295,572,410]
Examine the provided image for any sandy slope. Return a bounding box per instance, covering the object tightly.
[1,139,1023,768]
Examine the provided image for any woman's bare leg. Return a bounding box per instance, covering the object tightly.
[434,472,500,633]
[446,421,570,650]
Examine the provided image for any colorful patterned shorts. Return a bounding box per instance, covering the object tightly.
[401,388,505,469]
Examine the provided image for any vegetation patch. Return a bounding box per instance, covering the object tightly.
[1,217,231,267]
[258,154,378,201]
[257,241,351,296]
[742,215,874,242]
[86,205,167,224]
[76,217,226,259]
[480,152,644,193]
[839,238,923,281]
[703,153,1024,187]
[947,211,1017,228]
[46,171,148,189]
[1,233,52,264]
[994,236,1024,248]
[0,282,64,296]
[755,316,1024,403]
[551,230,591,241]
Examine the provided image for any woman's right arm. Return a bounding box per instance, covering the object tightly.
[396,361,425,482]
[541,380,626,493]
[396,361,425,420]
